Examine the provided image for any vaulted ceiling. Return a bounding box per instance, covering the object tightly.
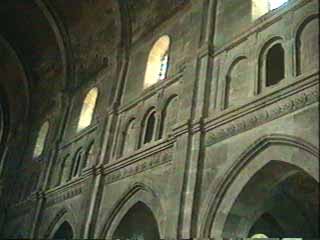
[0,0,188,127]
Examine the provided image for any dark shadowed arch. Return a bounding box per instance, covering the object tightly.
[100,183,165,239]
[200,134,319,238]
[221,161,319,238]
[113,201,161,240]
[52,221,74,240]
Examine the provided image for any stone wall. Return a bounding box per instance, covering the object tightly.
[0,0,318,239]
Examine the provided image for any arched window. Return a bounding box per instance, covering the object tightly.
[121,119,136,156]
[252,0,288,20]
[57,155,69,186]
[83,142,94,169]
[225,57,251,108]
[259,41,285,91]
[159,96,178,139]
[296,17,319,75]
[141,111,157,146]
[144,35,170,88]
[71,149,84,178]
[266,44,285,87]
[78,88,98,131]
[33,121,49,158]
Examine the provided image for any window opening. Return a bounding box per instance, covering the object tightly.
[78,88,98,131]
[266,43,285,87]
[33,121,49,158]
[144,36,170,88]
[144,112,156,144]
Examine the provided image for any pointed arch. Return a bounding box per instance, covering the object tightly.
[100,183,165,239]
[78,88,98,131]
[144,35,171,88]
[200,134,319,237]
[52,221,74,239]
[43,207,77,239]
[113,201,160,240]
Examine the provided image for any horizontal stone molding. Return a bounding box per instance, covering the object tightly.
[104,148,173,184]
[205,73,319,147]
[44,186,82,208]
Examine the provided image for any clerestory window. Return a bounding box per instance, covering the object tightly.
[144,35,170,88]
[33,121,49,158]
[78,88,98,131]
[252,0,288,20]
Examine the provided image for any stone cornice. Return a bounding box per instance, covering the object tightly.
[44,186,82,208]
[10,174,91,210]
[172,120,192,138]
[104,148,173,184]
[45,175,87,199]
[103,138,175,175]
[205,73,319,146]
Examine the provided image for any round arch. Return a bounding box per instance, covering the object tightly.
[294,14,319,76]
[200,134,319,238]
[100,183,165,239]
[144,35,171,88]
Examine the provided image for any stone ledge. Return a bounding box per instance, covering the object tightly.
[205,73,319,146]
[44,186,82,208]
[104,148,173,184]
[104,138,175,175]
